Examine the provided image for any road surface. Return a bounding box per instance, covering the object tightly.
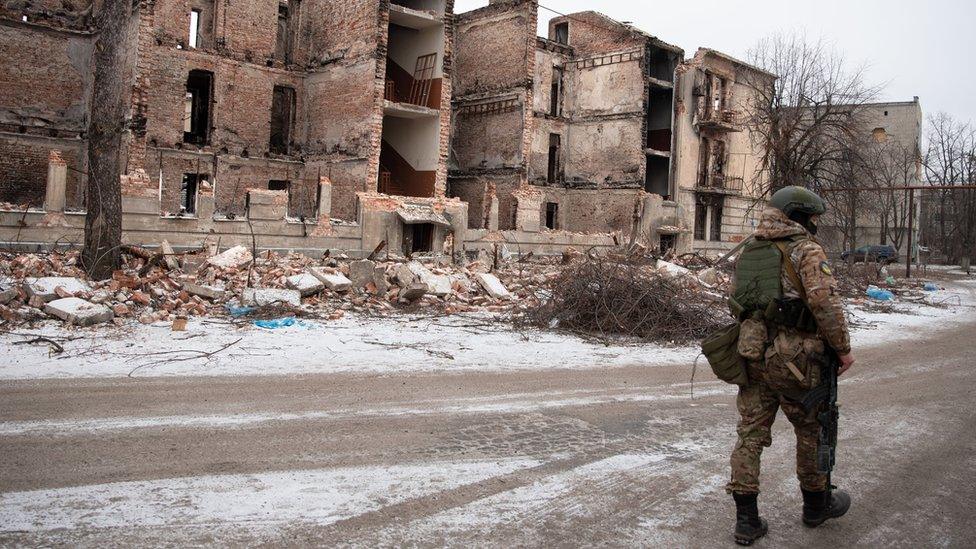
[2,292,975,547]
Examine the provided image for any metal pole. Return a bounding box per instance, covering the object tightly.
[906,189,915,278]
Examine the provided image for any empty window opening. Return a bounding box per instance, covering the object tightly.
[645,155,670,198]
[872,127,888,143]
[659,234,676,254]
[183,70,213,145]
[404,223,434,255]
[646,46,678,82]
[545,202,559,230]
[554,22,569,45]
[698,138,728,188]
[270,86,296,154]
[268,180,289,191]
[550,66,563,117]
[547,134,561,184]
[694,195,724,241]
[188,1,214,49]
[275,1,300,63]
[647,87,673,152]
[189,10,201,48]
[180,173,203,214]
[709,199,724,241]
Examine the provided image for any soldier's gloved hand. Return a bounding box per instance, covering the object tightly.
[838,353,855,376]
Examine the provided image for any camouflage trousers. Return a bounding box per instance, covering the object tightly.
[726,362,828,494]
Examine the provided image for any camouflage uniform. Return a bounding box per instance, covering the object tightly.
[726,207,851,495]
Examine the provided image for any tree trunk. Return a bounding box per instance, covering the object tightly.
[83,0,137,280]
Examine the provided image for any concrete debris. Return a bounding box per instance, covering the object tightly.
[25,277,92,302]
[0,287,18,305]
[243,288,302,308]
[286,273,326,297]
[208,246,253,269]
[310,268,352,292]
[44,297,114,326]
[0,244,801,330]
[348,260,377,288]
[183,282,226,301]
[697,267,720,287]
[475,273,512,300]
[160,240,181,271]
[399,283,428,303]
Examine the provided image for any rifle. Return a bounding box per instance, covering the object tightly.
[800,347,841,492]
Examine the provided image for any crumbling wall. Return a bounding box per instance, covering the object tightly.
[565,56,644,118]
[0,24,93,134]
[302,0,381,67]
[1,0,95,30]
[152,0,277,62]
[539,187,639,234]
[0,17,93,206]
[447,176,488,229]
[564,119,643,188]
[212,157,310,218]
[453,104,523,170]
[546,12,643,58]
[0,139,84,208]
[453,1,533,96]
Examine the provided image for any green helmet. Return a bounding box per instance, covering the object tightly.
[770,186,827,217]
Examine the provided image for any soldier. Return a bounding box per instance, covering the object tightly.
[726,186,855,545]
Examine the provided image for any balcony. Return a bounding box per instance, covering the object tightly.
[696,173,743,194]
[695,109,742,133]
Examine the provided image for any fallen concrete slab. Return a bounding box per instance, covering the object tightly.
[348,260,377,288]
[286,273,325,297]
[25,277,92,302]
[183,282,226,301]
[310,268,352,292]
[208,246,253,269]
[242,288,302,307]
[44,297,114,326]
[475,273,512,300]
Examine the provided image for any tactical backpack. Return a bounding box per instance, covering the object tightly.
[701,235,815,386]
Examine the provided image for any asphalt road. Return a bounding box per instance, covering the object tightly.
[2,296,975,547]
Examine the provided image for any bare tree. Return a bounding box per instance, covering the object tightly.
[866,140,920,251]
[740,34,884,252]
[83,0,139,279]
[922,113,976,263]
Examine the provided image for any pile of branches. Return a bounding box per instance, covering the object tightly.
[521,257,728,343]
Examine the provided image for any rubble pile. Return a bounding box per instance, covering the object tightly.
[0,245,555,327]
[0,245,737,333]
[520,255,729,343]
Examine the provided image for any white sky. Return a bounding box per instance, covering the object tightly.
[454,0,976,126]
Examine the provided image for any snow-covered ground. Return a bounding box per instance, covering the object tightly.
[1,280,974,381]
[0,458,542,534]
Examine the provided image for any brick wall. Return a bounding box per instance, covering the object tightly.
[547,12,644,58]
[454,1,534,97]
[0,24,93,134]
[0,137,84,208]
[0,0,95,30]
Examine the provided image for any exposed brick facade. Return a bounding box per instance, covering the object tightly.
[1,0,454,225]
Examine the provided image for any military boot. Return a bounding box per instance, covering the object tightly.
[732,492,769,546]
[801,488,851,527]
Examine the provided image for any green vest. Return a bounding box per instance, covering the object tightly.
[729,235,817,332]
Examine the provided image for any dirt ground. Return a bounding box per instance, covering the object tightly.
[1,283,975,547]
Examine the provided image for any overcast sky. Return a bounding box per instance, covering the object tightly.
[454,0,976,128]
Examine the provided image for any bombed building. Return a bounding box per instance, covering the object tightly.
[0,0,466,257]
[0,0,774,257]
[450,3,774,254]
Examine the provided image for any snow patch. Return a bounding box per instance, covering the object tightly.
[0,458,540,533]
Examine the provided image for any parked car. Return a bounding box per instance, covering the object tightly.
[840,245,898,264]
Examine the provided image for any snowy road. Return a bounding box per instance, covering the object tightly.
[1,281,975,547]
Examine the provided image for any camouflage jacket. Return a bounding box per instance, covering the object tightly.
[752,207,851,355]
